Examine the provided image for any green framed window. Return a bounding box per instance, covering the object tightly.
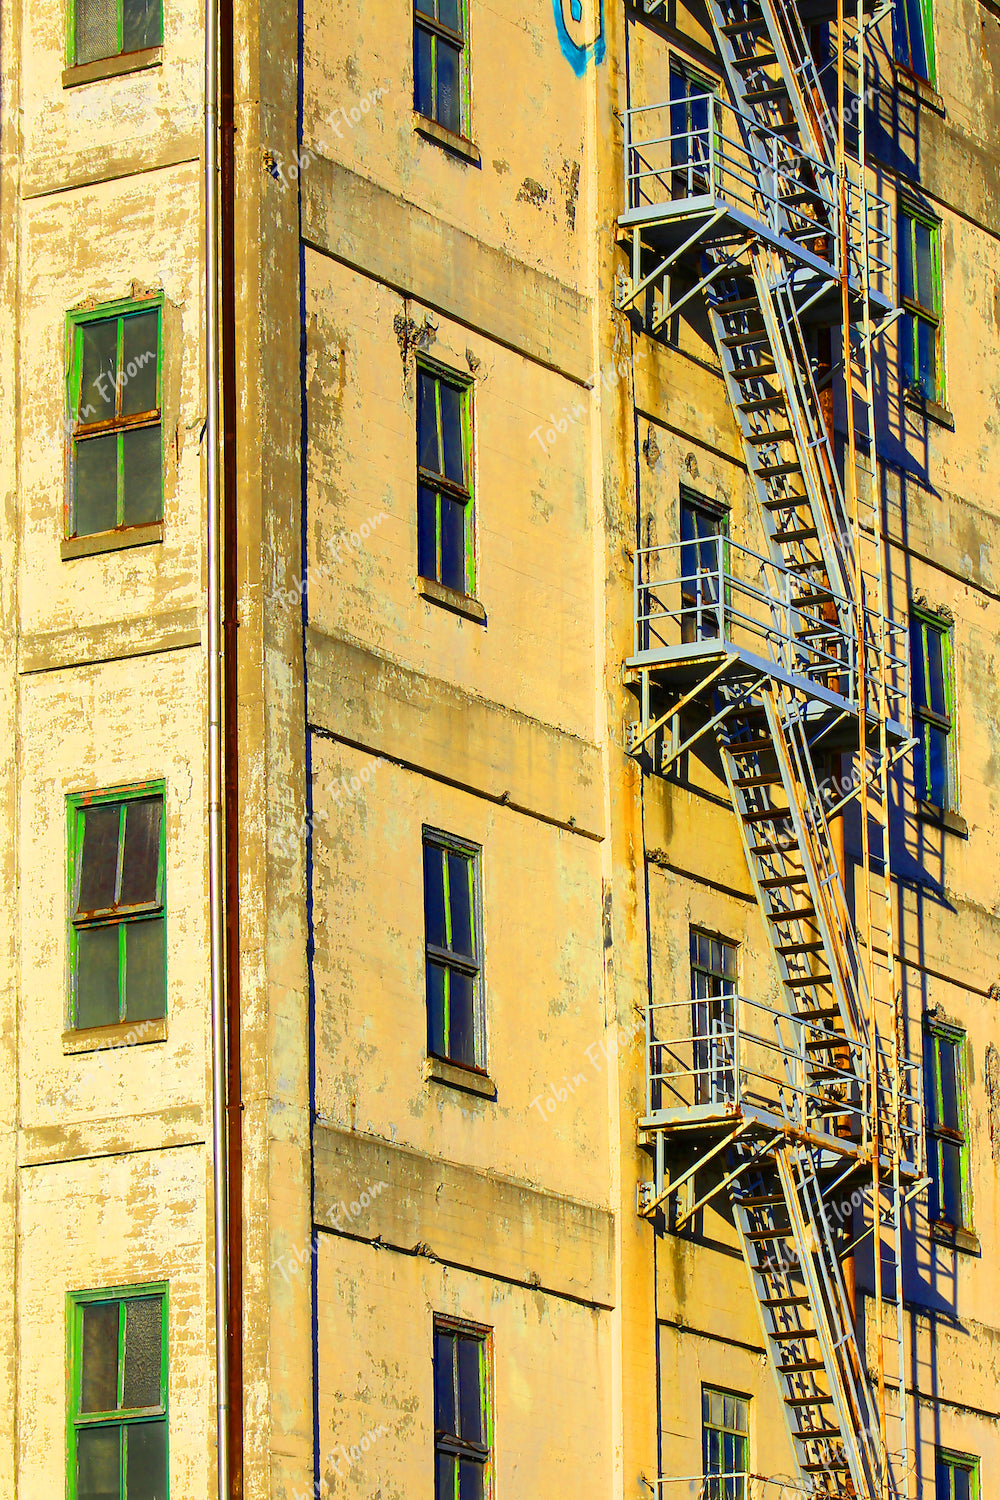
[67,299,163,539]
[433,1316,492,1500]
[924,1022,971,1231]
[910,608,957,811]
[691,930,737,1106]
[702,1386,749,1500]
[936,1450,979,1500]
[68,1284,168,1500]
[417,362,475,596]
[423,828,484,1071]
[68,785,166,1030]
[898,206,943,404]
[70,0,164,67]
[893,0,935,84]
[413,0,469,137]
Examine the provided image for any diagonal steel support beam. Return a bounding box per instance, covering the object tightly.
[616,209,728,313]
[628,658,734,757]
[651,248,743,332]
[677,1130,785,1230]
[662,672,770,772]
[640,1120,750,1219]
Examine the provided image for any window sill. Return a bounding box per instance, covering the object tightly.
[930,1220,980,1255]
[424,1055,496,1099]
[62,45,163,88]
[61,522,164,560]
[63,1017,167,1054]
[413,114,481,167]
[892,63,945,115]
[904,389,954,430]
[418,576,487,623]
[916,800,968,837]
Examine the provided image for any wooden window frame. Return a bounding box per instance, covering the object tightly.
[690,929,738,1106]
[702,1384,750,1500]
[66,295,164,540]
[898,205,944,405]
[413,0,471,138]
[67,0,164,67]
[422,827,485,1072]
[67,1282,169,1500]
[936,1449,980,1500]
[910,607,957,812]
[433,1314,493,1500]
[923,1020,972,1233]
[67,782,167,1030]
[416,359,476,598]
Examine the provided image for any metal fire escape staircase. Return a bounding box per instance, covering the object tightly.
[618,1,924,1497]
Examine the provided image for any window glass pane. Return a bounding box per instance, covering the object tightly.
[125,1420,167,1500]
[81,1300,120,1412]
[122,424,163,526]
[926,722,949,806]
[120,798,162,908]
[77,803,122,914]
[936,1459,952,1500]
[940,1139,964,1225]
[953,1468,971,1500]
[459,1459,485,1500]
[76,924,122,1028]
[439,0,461,31]
[899,222,915,305]
[938,1039,959,1128]
[77,1423,121,1500]
[447,851,475,959]
[418,370,440,475]
[914,220,934,310]
[439,382,465,485]
[120,313,159,416]
[447,969,476,1066]
[925,628,946,716]
[123,1297,162,1409]
[917,317,937,400]
[79,318,119,422]
[434,1329,456,1435]
[414,27,435,124]
[457,1336,483,1444]
[418,484,439,582]
[439,494,466,594]
[436,1450,457,1500]
[415,0,435,15]
[125,917,166,1023]
[426,962,448,1058]
[423,842,447,950]
[900,310,917,391]
[75,433,119,537]
[436,38,461,134]
[122,0,163,52]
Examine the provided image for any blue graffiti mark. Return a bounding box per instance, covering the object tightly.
[554,0,605,75]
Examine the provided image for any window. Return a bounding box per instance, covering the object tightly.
[434,1317,491,1500]
[423,830,484,1070]
[417,363,475,597]
[68,1284,168,1500]
[68,786,166,1029]
[669,64,717,200]
[898,206,943,404]
[893,0,935,83]
[690,931,737,1105]
[910,609,957,811]
[68,300,163,539]
[702,1387,749,1500]
[71,0,163,66]
[413,0,469,136]
[936,1451,979,1500]
[680,489,728,644]
[924,1022,971,1231]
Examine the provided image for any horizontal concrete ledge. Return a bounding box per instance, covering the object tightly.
[19,608,201,674]
[18,1104,204,1167]
[61,521,164,560]
[314,1123,615,1308]
[306,628,605,839]
[301,156,593,386]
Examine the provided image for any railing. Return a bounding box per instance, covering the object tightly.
[621,95,892,298]
[632,539,909,726]
[646,993,871,1150]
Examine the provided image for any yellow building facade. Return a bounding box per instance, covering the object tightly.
[0,0,998,1495]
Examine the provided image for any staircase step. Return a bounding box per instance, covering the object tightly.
[760,872,809,888]
[777,940,826,955]
[755,460,803,478]
[750,840,798,856]
[743,85,790,103]
[737,394,785,411]
[776,527,819,544]
[715,295,761,314]
[742,807,793,822]
[784,973,833,987]
[793,1426,842,1440]
[728,738,773,755]
[732,360,778,377]
[734,774,783,788]
[792,590,836,607]
[804,1036,847,1051]
[739,1193,785,1207]
[803,1462,851,1473]
[768,907,817,922]
[745,1228,791,1241]
[770,1328,818,1341]
[778,1359,826,1373]
[730,50,778,69]
[796,1007,842,1022]
[719,17,766,33]
[722,330,768,348]
[762,1294,811,1307]
[762,494,808,511]
[746,428,795,444]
